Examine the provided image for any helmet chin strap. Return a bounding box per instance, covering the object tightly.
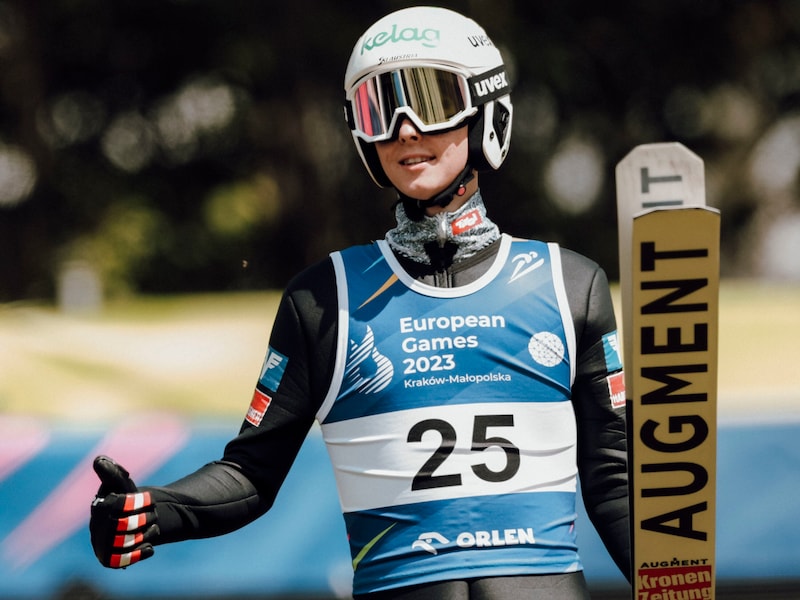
[396,163,475,222]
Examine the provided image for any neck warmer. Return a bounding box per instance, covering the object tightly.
[385,190,501,264]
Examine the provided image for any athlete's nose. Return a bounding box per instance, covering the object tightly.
[397,118,421,143]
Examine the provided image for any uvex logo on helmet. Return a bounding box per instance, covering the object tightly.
[361,24,440,54]
[470,66,510,102]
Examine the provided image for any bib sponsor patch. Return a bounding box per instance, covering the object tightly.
[245,389,272,427]
[606,371,626,409]
[602,331,623,372]
[258,346,288,391]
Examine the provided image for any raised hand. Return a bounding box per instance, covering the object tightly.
[89,455,159,568]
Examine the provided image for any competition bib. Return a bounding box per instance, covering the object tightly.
[320,234,583,594]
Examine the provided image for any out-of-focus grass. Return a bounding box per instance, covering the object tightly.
[0,292,280,422]
[714,280,800,415]
[1,282,798,423]
[611,279,800,417]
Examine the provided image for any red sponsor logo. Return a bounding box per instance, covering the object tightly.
[637,565,712,599]
[452,209,482,235]
[245,389,272,427]
[606,371,626,409]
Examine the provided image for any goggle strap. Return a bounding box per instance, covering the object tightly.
[343,100,356,130]
[467,66,512,106]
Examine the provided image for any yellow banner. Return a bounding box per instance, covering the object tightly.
[630,207,720,600]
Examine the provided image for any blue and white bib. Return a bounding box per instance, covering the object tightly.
[318,234,581,594]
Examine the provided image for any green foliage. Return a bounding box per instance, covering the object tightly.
[60,196,168,296]
[1,0,800,300]
[203,175,281,238]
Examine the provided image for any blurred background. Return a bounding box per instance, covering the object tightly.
[0,0,799,598]
[2,0,800,299]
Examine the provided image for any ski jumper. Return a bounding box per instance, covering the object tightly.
[138,194,630,599]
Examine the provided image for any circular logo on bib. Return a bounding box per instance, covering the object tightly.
[527,332,565,367]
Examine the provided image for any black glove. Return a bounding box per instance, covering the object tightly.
[90,455,159,568]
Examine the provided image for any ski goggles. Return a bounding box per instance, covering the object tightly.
[347,66,480,143]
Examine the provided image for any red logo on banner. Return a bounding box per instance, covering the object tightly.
[245,389,272,427]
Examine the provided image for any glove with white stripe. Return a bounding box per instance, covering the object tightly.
[90,455,159,568]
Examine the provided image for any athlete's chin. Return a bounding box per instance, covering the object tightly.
[394,180,450,201]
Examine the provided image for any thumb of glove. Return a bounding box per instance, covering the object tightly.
[93,455,138,496]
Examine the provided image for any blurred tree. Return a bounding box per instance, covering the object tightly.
[1,0,799,301]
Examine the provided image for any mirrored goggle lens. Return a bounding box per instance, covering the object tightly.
[351,68,470,140]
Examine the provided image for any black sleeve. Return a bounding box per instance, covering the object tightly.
[221,258,339,495]
[561,249,631,582]
[147,258,339,545]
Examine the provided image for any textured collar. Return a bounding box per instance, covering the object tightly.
[385,191,501,264]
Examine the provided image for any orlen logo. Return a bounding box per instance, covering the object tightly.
[412,527,536,554]
[456,526,536,549]
[452,208,483,235]
[412,531,449,555]
[361,24,440,54]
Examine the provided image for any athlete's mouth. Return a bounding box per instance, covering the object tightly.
[400,156,433,166]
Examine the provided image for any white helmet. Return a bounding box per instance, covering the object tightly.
[344,6,513,188]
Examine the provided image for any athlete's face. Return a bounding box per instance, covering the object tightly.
[375,119,471,204]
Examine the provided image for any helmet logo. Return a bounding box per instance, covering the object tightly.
[467,35,495,48]
[469,66,511,103]
[361,24,440,55]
